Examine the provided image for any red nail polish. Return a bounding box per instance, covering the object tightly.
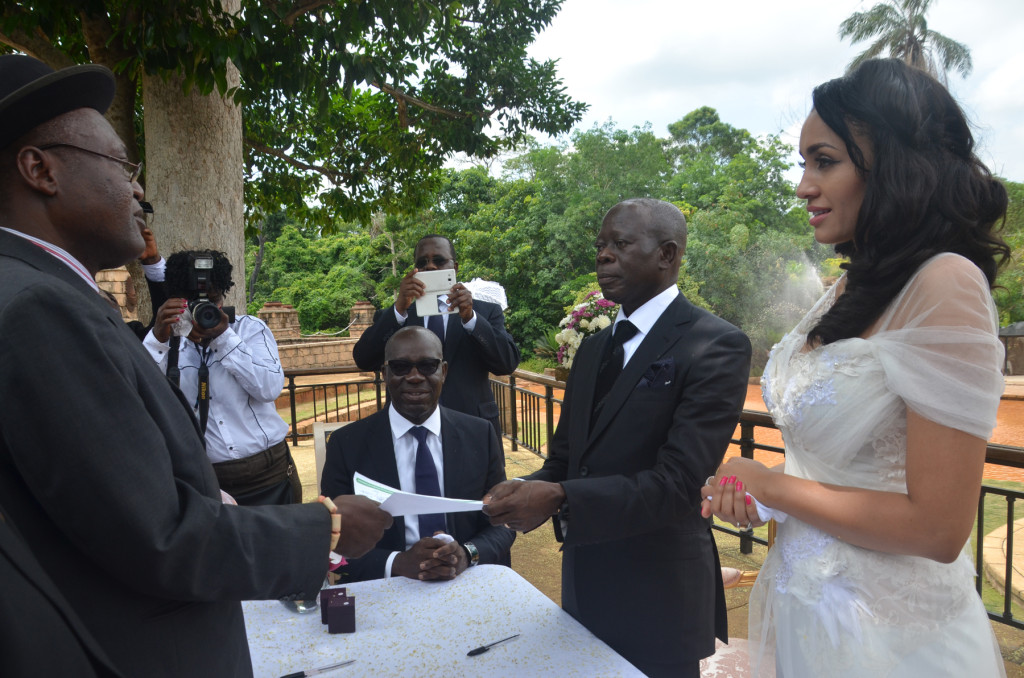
[736,481,743,492]
[728,476,736,484]
[719,477,727,487]
[745,495,752,506]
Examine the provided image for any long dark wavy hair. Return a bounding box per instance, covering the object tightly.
[807,58,1009,346]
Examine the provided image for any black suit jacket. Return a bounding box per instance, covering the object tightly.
[0,230,330,678]
[529,294,751,676]
[352,300,520,430]
[0,506,124,678]
[321,405,514,581]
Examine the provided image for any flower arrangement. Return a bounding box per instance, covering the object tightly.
[555,291,618,369]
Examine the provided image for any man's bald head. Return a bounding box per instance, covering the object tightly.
[608,198,687,257]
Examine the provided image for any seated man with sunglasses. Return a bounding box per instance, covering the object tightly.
[322,326,514,581]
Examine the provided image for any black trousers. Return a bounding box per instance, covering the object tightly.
[211,439,301,506]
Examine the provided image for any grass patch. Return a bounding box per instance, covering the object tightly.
[519,356,557,374]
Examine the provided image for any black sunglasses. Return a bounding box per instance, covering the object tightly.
[414,255,453,268]
[386,359,442,376]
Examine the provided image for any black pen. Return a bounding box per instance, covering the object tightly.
[279,658,355,678]
[467,633,520,656]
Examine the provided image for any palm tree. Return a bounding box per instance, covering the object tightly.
[839,0,972,81]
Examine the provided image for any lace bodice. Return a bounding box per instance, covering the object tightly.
[761,252,1002,491]
[750,253,1006,676]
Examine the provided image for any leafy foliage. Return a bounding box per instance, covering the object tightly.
[245,109,830,380]
[0,1,586,231]
[992,180,1024,325]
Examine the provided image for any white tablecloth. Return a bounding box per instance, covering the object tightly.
[244,565,642,677]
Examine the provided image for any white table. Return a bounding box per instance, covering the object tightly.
[244,565,643,677]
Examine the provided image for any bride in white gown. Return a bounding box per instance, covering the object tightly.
[702,59,1010,677]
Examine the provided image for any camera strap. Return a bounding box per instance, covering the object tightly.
[166,335,181,387]
[196,347,211,435]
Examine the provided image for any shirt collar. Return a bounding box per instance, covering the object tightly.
[613,284,679,336]
[0,227,99,292]
[388,403,443,440]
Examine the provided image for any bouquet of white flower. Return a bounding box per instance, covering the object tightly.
[554,291,618,369]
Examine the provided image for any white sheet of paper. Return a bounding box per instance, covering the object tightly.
[352,471,484,517]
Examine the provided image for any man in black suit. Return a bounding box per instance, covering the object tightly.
[353,235,520,434]
[483,199,752,677]
[323,325,514,581]
[0,55,392,677]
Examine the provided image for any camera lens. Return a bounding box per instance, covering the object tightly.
[190,300,222,330]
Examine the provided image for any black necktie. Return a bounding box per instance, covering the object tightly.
[427,313,445,345]
[411,426,446,538]
[593,320,639,409]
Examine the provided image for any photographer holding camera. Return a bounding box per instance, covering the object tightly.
[144,250,299,506]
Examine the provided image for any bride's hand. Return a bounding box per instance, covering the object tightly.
[701,458,768,528]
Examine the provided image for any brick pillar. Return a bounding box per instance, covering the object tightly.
[96,267,139,321]
[258,302,301,341]
[349,301,376,340]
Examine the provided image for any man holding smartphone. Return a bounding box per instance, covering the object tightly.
[353,234,520,435]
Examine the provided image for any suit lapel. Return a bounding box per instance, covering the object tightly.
[375,406,403,489]
[409,304,462,362]
[372,407,406,539]
[585,295,694,447]
[441,309,464,363]
[438,408,464,498]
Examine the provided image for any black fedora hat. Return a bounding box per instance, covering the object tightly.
[0,54,115,150]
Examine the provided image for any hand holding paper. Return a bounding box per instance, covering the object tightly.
[352,472,483,517]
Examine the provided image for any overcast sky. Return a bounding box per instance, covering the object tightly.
[526,0,1024,182]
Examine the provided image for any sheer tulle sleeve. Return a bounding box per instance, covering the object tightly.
[872,253,1004,440]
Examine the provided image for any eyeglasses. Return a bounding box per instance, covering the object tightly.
[37,143,143,183]
[414,255,454,269]
[386,359,442,376]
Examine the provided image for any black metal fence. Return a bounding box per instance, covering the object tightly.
[282,367,1024,629]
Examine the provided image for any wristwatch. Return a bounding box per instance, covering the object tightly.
[462,541,480,567]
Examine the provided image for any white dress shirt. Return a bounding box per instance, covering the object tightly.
[611,285,680,367]
[384,405,445,577]
[393,299,478,334]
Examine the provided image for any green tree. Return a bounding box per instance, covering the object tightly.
[1,0,585,313]
[993,180,1024,325]
[666,107,799,232]
[838,0,972,80]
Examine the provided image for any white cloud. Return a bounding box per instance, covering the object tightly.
[528,0,1024,182]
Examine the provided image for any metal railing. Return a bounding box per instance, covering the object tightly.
[281,366,1024,629]
[281,367,383,445]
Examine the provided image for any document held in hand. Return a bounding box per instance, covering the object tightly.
[352,471,484,517]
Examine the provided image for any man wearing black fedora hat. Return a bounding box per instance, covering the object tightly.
[0,54,393,678]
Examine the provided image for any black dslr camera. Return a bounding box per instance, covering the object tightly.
[187,253,236,329]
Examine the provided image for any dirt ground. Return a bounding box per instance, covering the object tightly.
[291,384,1024,674]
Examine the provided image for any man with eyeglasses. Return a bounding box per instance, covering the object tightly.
[0,54,392,677]
[353,234,520,435]
[323,325,514,582]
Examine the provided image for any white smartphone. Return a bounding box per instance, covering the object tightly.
[413,269,457,316]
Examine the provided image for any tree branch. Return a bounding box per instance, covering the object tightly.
[370,81,467,120]
[0,24,75,68]
[282,0,334,26]
[245,137,343,183]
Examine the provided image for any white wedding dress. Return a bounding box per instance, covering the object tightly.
[752,253,1006,677]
